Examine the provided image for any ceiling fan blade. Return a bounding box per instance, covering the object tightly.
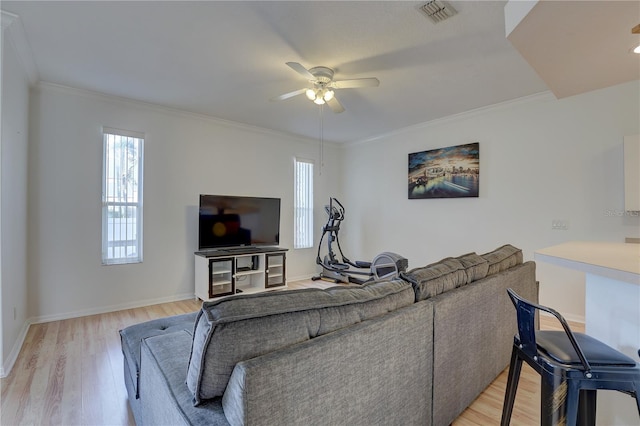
[270,88,306,101]
[286,62,316,80]
[326,96,345,113]
[332,77,380,89]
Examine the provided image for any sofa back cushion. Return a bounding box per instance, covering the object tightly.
[481,244,523,276]
[402,257,467,301]
[403,245,526,302]
[222,301,434,426]
[186,279,414,405]
[456,252,489,283]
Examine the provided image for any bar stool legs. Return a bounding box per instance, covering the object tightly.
[501,348,522,426]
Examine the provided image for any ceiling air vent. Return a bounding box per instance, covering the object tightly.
[420,1,457,23]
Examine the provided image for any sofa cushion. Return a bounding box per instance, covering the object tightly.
[482,244,523,276]
[140,330,230,426]
[402,257,467,302]
[456,252,489,283]
[119,312,197,399]
[186,279,414,404]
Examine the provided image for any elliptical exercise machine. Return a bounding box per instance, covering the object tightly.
[311,198,408,284]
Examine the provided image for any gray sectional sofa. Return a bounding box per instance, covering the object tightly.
[120,244,538,425]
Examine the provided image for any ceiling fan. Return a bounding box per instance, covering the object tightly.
[272,62,380,113]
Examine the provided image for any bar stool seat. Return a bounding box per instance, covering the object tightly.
[501,288,640,426]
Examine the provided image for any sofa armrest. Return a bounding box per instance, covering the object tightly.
[222,301,434,426]
[430,260,538,426]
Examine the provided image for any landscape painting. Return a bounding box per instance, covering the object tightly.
[408,142,479,199]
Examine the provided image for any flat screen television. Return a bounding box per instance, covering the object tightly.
[198,194,281,250]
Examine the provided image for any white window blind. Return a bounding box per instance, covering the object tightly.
[102,128,144,265]
[294,158,314,249]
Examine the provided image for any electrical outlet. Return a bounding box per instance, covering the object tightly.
[552,220,569,230]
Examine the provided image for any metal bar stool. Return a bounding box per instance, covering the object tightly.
[501,288,640,426]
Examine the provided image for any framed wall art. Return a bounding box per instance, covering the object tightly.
[408,142,479,199]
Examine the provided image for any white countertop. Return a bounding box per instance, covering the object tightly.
[534,241,640,284]
[536,241,640,425]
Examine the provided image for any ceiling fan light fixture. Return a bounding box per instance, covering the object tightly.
[306,89,317,100]
[323,89,334,102]
[634,44,640,54]
[305,87,333,105]
[276,62,376,113]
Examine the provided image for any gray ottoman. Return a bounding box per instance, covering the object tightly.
[120,312,198,423]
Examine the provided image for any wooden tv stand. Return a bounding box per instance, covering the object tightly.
[194,247,287,300]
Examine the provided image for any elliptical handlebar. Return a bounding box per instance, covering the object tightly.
[332,197,344,214]
[325,198,345,221]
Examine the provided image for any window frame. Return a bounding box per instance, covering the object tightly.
[101,127,144,265]
[293,157,314,249]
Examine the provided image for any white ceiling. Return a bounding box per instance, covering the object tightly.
[2,1,638,144]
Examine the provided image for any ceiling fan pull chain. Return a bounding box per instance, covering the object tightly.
[319,104,324,174]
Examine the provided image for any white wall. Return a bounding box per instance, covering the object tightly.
[342,81,640,322]
[13,48,640,368]
[1,15,30,376]
[28,83,340,322]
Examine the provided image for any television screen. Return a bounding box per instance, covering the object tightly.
[198,195,281,250]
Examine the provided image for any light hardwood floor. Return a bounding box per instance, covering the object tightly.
[1,280,582,425]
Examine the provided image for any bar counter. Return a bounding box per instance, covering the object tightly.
[535,241,639,425]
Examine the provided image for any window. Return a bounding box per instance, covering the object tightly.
[102,128,144,264]
[294,158,314,249]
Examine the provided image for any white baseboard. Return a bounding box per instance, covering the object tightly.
[30,292,196,324]
[288,274,316,282]
[0,292,195,378]
[1,319,30,378]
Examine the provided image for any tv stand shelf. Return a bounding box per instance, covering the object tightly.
[194,247,287,300]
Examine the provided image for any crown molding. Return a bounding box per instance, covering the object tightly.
[347,91,556,147]
[35,81,329,147]
[1,10,39,85]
